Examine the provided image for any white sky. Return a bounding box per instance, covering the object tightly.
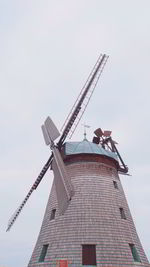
[0,1,150,266]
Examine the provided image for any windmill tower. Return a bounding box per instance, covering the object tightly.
[7,54,150,267]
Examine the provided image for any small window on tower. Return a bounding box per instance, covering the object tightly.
[82,244,96,265]
[113,180,118,189]
[39,244,49,262]
[119,207,126,219]
[129,243,141,262]
[50,208,56,220]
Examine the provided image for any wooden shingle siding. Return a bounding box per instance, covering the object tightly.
[28,153,150,267]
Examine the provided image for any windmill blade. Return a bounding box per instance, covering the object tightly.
[44,116,60,143]
[41,125,51,146]
[94,128,104,138]
[42,115,74,214]
[52,147,74,215]
[58,54,108,146]
[42,116,60,147]
[103,130,112,137]
[6,155,53,232]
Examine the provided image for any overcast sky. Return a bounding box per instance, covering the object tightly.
[0,1,150,266]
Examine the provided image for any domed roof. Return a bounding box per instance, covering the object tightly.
[64,138,118,162]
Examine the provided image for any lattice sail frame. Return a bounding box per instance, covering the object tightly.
[59,54,108,145]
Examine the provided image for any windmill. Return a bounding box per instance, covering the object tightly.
[7,54,150,267]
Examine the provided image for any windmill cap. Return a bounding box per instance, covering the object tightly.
[64,139,118,162]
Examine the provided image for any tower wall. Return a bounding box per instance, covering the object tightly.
[28,154,149,267]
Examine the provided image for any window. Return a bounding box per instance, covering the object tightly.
[39,244,49,262]
[113,180,118,189]
[50,209,56,220]
[119,207,126,219]
[82,244,96,265]
[129,243,141,262]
